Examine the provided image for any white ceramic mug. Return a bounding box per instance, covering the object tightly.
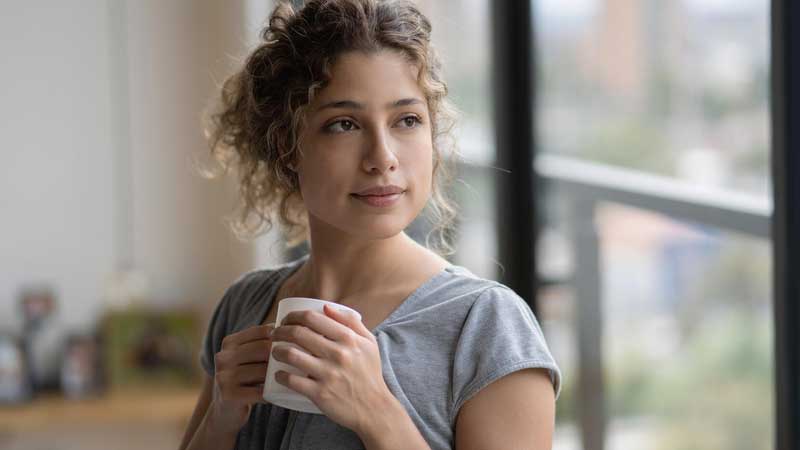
[262,297,362,414]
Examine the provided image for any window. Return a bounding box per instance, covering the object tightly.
[533,1,774,448]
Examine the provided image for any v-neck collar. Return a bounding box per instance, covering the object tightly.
[258,254,454,334]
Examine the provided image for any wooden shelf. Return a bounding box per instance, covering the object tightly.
[0,385,201,433]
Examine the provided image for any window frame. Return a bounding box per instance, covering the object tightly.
[770,0,799,447]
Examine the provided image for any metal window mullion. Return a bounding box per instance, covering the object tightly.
[770,0,800,448]
[490,0,538,314]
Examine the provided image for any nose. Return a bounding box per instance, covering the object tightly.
[361,128,399,174]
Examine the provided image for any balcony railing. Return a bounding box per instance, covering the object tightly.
[535,154,772,238]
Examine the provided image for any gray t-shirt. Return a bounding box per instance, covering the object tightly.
[200,254,562,450]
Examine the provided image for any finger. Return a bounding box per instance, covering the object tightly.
[272,344,326,381]
[277,309,356,351]
[222,324,275,350]
[235,363,268,386]
[232,340,273,365]
[272,323,340,362]
[323,304,371,339]
[275,370,317,399]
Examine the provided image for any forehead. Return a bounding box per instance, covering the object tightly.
[311,50,425,108]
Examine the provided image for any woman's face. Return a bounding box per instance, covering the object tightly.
[294,50,434,240]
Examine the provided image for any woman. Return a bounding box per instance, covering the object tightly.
[180,1,561,449]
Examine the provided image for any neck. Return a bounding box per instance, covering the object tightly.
[289,220,429,304]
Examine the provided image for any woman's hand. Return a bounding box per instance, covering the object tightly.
[269,305,393,434]
[208,323,275,435]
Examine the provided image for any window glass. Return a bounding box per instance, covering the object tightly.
[534,1,774,448]
[535,0,770,197]
[417,0,499,279]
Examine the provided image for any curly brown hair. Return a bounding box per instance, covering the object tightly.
[201,0,461,256]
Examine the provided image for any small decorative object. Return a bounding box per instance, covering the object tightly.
[100,308,201,388]
[18,284,64,393]
[60,333,104,399]
[0,333,32,404]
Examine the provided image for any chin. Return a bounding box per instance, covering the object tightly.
[309,203,422,240]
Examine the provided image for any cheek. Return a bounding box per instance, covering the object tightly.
[403,147,435,199]
[296,154,354,208]
[412,139,434,176]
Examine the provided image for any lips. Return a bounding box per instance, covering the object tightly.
[351,191,404,207]
[352,185,405,196]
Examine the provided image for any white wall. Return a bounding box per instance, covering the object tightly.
[0,1,280,335]
[124,0,256,317]
[0,2,116,333]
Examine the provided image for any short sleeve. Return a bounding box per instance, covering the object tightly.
[450,285,562,425]
[199,272,253,377]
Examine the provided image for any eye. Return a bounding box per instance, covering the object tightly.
[397,115,422,129]
[325,119,359,133]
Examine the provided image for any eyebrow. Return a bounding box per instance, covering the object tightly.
[315,97,424,111]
